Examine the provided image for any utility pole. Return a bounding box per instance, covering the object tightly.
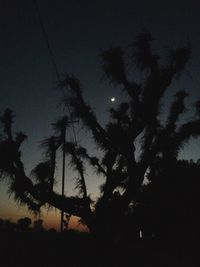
[32,0,79,233]
[60,125,66,233]
[60,120,78,233]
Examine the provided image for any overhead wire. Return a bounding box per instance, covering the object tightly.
[32,0,77,144]
[32,0,80,232]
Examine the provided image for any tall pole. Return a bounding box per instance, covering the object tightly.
[60,120,78,232]
[60,127,66,233]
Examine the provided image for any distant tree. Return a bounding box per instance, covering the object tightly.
[0,32,200,240]
[0,218,16,233]
[33,219,44,232]
[63,213,71,231]
[17,217,32,232]
[47,228,57,233]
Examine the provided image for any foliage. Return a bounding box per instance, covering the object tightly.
[0,32,200,240]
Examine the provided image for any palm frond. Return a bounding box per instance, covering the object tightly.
[175,120,200,151]
[15,132,27,147]
[101,47,127,85]
[110,102,130,126]
[52,116,69,137]
[76,145,107,176]
[132,31,158,71]
[166,90,188,132]
[65,142,87,198]
[31,161,51,183]
[58,74,81,95]
[73,176,85,196]
[102,150,117,172]
[8,175,42,212]
[40,136,58,156]
[169,47,190,74]
[59,75,118,152]
[0,108,14,140]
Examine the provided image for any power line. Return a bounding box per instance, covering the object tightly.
[32,0,60,80]
[32,0,79,232]
[32,0,78,144]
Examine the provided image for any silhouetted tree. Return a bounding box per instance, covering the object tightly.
[0,32,199,241]
[0,218,16,233]
[17,217,32,232]
[33,219,44,232]
[136,158,200,242]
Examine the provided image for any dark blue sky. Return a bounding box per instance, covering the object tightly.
[1,0,200,225]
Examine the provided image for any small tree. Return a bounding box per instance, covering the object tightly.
[33,219,44,232]
[0,32,200,240]
[17,217,32,232]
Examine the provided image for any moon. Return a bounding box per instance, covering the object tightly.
[111,97,116,102]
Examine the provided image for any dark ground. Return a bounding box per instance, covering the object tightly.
[0,231,199,267]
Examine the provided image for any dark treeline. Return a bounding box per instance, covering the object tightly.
[0,217,47,233]
[1,32,200,266]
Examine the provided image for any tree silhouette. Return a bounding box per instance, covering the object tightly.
[0,218,17,233]
[33,219,44,232]
[17,217,32,232]
[0,32,199,240]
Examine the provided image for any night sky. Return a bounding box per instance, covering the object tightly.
[1,0,200,230]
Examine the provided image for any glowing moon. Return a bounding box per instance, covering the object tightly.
[111,97,116,102]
